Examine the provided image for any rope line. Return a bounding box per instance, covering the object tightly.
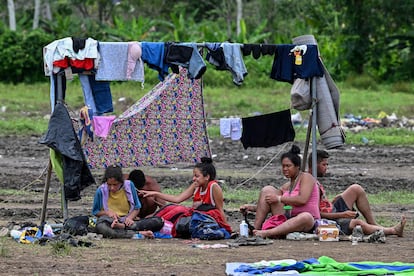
[233,142,292,190]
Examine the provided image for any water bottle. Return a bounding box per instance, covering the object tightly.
[132,233,145,239]
[239,220,249,237]
[10,229,22,240]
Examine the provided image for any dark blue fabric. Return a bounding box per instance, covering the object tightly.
[88,74,113,115]
[141,42,170,81]
[270,44,324,84]
[349,263,414,272]
[189,211,230,240]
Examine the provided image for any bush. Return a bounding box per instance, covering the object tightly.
[0,29,53,83]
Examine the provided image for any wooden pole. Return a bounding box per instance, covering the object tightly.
[40,158,52,225]
[301,110,313,172]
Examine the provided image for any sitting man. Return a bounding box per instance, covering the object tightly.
[309,149,406,237]
[127,169,166,218]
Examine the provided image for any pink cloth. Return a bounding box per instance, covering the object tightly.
[92,115,116,138]
[282,179,321,219]
[262,214,287,230]
[127,42,142,79]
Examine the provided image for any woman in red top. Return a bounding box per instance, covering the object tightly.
[141,157,231,234]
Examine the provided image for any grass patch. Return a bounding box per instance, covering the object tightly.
[161,188,414,210]
[344,128,414,145]
[367,191,414,205]
[1,80,413,145]
[0,189,33,196]
[50,241,72,256]
[0,237,10,257]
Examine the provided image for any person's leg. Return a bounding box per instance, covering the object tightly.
[340,184,377,225]
[253,212,315,239]
[95,217,136,238]
[254,185,283,230]
[349,216,406,237]
[137,197,158,218]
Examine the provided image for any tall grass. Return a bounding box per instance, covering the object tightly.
[0,77,413,145]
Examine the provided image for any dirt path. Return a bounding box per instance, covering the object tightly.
[0,136,413,275]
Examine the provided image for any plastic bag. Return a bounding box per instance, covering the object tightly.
[291,78,311,111]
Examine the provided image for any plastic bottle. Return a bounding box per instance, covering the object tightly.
[10,229,22,240]
[283,205,293,219]
[43,224,55,237]
[239,220,249,237]
[132,233,145,239]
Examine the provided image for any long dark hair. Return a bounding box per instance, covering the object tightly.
[194,157,216,180]
[102,165,124,183]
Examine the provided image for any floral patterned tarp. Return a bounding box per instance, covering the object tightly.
[83,68,211,168]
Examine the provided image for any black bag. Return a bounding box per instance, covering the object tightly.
[175,216,191,238]
[132,216,164,232]
[63,215,90,236]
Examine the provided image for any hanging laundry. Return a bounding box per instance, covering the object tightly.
[242,43,277,58]
[126,42,143,80]
[220,118,242,141]
[141,42,170,81]
[88,74,113,114]
[95,42,144,82]
[270,44,324,84]
[79,74,98,115]
[165,43,207,79]
[240,109,295,149]
[39,102,95,201]
[205,43,248,85]
[43,37,99,76]
[83,68,211,168]
[78,106,94,144]
[292,35,344,149]
[92,115,116,138]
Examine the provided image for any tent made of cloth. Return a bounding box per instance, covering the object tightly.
[39,34,344,224]
[83,67,211,168]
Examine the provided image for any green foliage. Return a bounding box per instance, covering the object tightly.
[1,0,413,83]
[0,29,53,83]
[344,74,379,90]
[391,81,414,94]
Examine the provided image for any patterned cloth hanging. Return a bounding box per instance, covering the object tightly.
[83,68,211,168]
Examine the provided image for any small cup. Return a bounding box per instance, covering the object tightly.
[283,205,293,219]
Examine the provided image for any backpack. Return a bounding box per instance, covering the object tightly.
[63,215,90,236]
[189,211,230,240]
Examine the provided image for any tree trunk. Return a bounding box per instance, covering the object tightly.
[44,0,52,21]
[236,0,242,36]
[33,0,41,29]
[7,0,16,31]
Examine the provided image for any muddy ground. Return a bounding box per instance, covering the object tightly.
[0,135,413,275]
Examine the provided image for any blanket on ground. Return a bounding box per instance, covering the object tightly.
[226,256,414,276]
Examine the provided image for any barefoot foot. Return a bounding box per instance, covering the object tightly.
[394,216,406,237]
[253,229,267,238]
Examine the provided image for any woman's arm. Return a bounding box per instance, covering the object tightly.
[142,183,196,203]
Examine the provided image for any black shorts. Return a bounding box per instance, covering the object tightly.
[332,196,355,235]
